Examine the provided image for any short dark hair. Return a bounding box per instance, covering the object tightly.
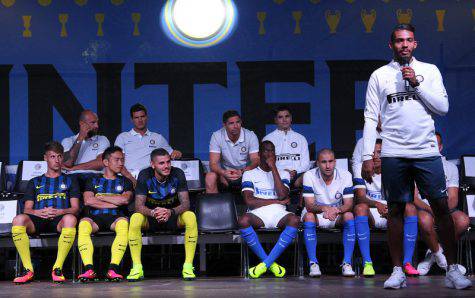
[130,103,147,118]
[391,23,415,42]
[222,110,240,123]
[317,148,334,160]
[274,105,292,117]
[376,138,383,145]
[259,140,275,152]
[102,146,123,161]
[44,141,64,155]
[150,148,170,161]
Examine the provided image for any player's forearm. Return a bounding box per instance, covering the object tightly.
[136,204,154,217]
[71,158,103,171]
[63,142,82,167]
[415,85,448,116]
[210,162,225,176]
[447,188,459,210]
[339,201,353,213]
[172,202,189,216]
[362,118,378,161]
[306,203,324,214]
[59,206,80,216]
[244,157,259,172]
[357,196,376,208]
[271,167,288,199]
[85,197,118,209]
[97,195,130,206]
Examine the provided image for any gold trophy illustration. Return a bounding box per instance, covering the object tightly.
[95,13,105,37]
[23,15,32,38]
[396,9,412,24]
[132,13,141,36]
[361,9,376,33]
[257,12,266,35]
[293,11,302,35]
[59,13,69,37]
[325,10,341,34]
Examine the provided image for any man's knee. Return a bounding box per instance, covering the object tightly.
[354,203,369,216]
[404,203,417,216]
[12,214,29,226]
[303,212,316,223]
[452,211,469,233]
[286,214,300,227]
[388,202,406,216]
[129,213,145,230]
[418,212,434,233]
[205,172,218,184]
[238,214,252,228]
[61,214,77,228]
[342,211,354,222]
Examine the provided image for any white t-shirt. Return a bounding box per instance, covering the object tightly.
[302,168,354,207]
[242,167,291,199]
[61,134,110,173]
[353,173,386,205]
[351,133,381,179]
[114,129,173,173]
[209,127,259,170]
[263,128,310,174]
[362,57,448,160]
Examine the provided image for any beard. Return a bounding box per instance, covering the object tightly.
[87,129,97,138]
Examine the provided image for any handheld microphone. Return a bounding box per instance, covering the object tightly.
[401,57,410,91]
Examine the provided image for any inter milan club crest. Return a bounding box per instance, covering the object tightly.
[291,142,298,148]
[241,146,247,152]
[92,143,99,148]
[335,192,342,200]
[170,187,176,194]
[116,185,123,192]
[60,183,67,190]
[35,163,42,170]
[150,139,156,145]
[181,163,188,170]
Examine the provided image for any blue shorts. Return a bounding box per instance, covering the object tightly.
[381,156,447,203]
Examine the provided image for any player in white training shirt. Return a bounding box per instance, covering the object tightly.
[238,141,300,279]
[361,24,470,289]
[206,110,259,193]
[263,106,310,188]
[415,132,470,276]
[353,139,420,276]
[301,149,356,277]
[115,104,182,186]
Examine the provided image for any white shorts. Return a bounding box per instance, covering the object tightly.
[369,208,387,229]
[301,208,338,229]
[248,204,290,229]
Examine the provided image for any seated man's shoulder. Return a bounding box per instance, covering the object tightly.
[137,167,154,181]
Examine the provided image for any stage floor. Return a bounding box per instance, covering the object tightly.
[0,276,473,297]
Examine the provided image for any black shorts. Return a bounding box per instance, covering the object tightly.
[220,177,242,192]
[27,214,65,234]
[290,172,304,188]
[86,213,126,231]
[381,156,447,203]
[146,213,180,232]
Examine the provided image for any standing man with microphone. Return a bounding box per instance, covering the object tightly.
[361,24,471,290]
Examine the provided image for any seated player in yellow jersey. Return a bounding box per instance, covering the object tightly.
[11,141,80,284]
[127,148,198,281]
[77,146,134,282]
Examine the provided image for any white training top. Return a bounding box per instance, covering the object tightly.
[114,129,173,172]
[302,168,354,207]
[353,173,386,205]
[241,167,291,199]
[351,133,381,179]
[362,57,448,161]
[61,134,110,173]
[263,128,310,174]
[209,127,259,170]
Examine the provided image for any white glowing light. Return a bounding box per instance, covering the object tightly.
[171,0,226,40]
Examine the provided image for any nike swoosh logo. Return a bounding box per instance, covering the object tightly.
[148,191,157,194]
[36,185,44,189]
[94,185,102,189]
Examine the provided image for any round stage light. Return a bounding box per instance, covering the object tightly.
[161,0,237,48]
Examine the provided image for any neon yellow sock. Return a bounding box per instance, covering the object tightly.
[128,213,145,266]
[111,219,128,266]
[178,211,198,265]
[53,227,76,270]
[12,226,33,272]
[78,220,94,267]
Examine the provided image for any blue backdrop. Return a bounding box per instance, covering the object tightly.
[0,0,474,163]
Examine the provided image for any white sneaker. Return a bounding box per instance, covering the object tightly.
[384,266,407,289]
[341,263,355,277]
[417,249,435,276]
[309,262,321,278]
[445,264,472,290]
[433,247,447,271]
[456,264,467,276]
